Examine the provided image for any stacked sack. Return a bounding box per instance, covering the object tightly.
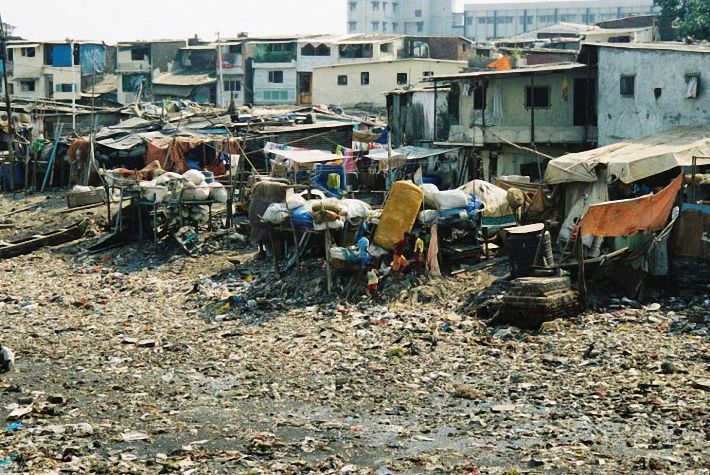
[138,169,229,228]
[418,183,482,225]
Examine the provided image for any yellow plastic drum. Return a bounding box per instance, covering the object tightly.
[374,181,423,250]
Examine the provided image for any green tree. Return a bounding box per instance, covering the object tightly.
[655,0,710,41]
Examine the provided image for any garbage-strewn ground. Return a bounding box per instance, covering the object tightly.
[0,193,709,474]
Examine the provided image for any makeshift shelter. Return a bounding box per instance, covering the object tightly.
[544,126,710,185]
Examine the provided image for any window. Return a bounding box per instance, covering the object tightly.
[423,71,434,77]
[268,71,284,83]
[383,2,387,11]
[301,43,331,56]
[685,73,700,99]
[229,44,242,54]
[20,80,35,92]
[620,75,635,96]
[525,86,550,108]
[392,2,398,12]
[372,1,380,10]
[21,47,36,57]
[131,49,146,61]
[392,22,398,32]
[7,84,13,95]
[416,21,424,32]
[397,73,408,85]
[224,80,241,92]
[338,75,348,86]
[349,1,357,11]
[263,90,289,101]
[372,21,380,31]
[55,83,74,93]
[361,72,370,85]
[415,9,422,17]
[471,82,487,110]
[466,17,473,25]
[382,22,388,32]
[380,42,392,53]
[519,15,534,24]
[348,21,357,32]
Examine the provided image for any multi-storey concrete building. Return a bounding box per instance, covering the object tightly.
[4,40,109,104]
[462,0,657,41]
[347,0,454,36]
[116,40,183,105]
[348,0,658,41]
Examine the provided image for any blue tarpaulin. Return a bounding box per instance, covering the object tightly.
[80,44,106,75]
[52,44,72,67]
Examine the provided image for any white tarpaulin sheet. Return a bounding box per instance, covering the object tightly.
[267,148,340,164]
[545,126,710,184]
[367,146,458,162]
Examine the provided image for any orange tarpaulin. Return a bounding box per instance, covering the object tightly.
[487,55,512,71]
[580,174,682,237]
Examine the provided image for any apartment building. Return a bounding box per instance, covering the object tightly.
[347,0,454,36]
[5,40,109,103]
[463,0,657,41]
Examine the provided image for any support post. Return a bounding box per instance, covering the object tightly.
[325,229,333,293]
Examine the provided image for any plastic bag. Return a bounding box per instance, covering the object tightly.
[432,189,468,210]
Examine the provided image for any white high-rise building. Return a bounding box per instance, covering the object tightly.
[347,0,658,40]
[347,0,454,36]
[463,0,657,41]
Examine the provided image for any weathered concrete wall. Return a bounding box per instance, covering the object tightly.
[452,70,595,146]
[313,59,464,107]
[597,47,710,145]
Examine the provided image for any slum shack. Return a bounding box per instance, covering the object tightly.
[544,125,710,298]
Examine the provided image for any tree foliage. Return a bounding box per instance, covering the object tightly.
[655,0,710,41]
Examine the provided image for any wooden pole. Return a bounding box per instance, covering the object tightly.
[0,13,13,162]
[289,218,300,269]
[575,228,587,311]
[324,229,333,294]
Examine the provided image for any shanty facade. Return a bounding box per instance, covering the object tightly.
[5,41,109,103]
[426,62,597,181]
[116,40,184,105]
[216,40,246,108]
[590,42,710,146]
[313,58,466,108]
[152,43,217,104]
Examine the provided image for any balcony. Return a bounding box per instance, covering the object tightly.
[117,62,152,73]
[254,51,296,64]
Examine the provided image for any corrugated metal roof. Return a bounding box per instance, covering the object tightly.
[152,72,216,86]
[312,58,467,70]
[336,34,405,45]
[180,44,217,51]
[429,62,586,81]
[586,41,710,53]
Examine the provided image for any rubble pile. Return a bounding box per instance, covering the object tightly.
[0,237,708,473]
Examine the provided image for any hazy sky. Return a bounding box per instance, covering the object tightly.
[1,0,350,43]
[2,0,558,43]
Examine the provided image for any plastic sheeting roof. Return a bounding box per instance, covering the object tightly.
[544,126,710,185]
[368,146,458,161]
[268,148,340,164]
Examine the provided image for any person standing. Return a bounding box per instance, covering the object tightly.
[413,232,425,274]
[357,231,372,269]
[366,266,379,297]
